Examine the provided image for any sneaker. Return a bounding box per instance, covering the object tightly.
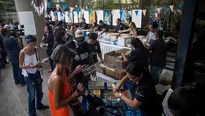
[37,104,49,110]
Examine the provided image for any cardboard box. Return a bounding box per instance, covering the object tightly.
[104,67,126,80]
[104,51,121,62]
[104,49,131,69]
[104,67,116,78]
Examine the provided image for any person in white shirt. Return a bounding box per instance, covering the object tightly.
[146,22,158,44]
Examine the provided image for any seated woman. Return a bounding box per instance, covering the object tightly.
[48,45,84,116]
[118,22,138,36]
[168,82,205,116]
[122,38,149,69]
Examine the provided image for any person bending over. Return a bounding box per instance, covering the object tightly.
[113,63,163,116]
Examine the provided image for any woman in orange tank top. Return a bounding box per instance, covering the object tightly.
[48,45,84,116]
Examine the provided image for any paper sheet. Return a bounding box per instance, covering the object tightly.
[18,11,36,35]
[97,10,104,24]
[84,11,90,24]
[112,10,120,25]
[132,9,142,28]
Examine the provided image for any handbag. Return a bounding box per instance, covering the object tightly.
[28,71,43,85]
[69,98,84,116]
[28,48,43,85]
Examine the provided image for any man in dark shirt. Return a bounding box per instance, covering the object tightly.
[2,28,24,85]
[79,18,88,29]
[149,30,167,85]
[66,30,91,85]
[98,20,108,35]
[113,63,163,116]
[116,18,127,31]
[87,33,103,64]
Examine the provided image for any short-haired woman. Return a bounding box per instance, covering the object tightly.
[48,45,84,116]
[118,22,138,36]
[19,35,49,116]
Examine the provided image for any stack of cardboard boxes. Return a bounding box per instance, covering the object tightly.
[97,49,131,80]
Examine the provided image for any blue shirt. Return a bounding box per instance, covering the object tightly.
[3,36,20,63]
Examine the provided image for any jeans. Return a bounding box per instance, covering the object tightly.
[24,76,43,116]
[150,66,163,85]
[11,62,25,84]
[46,49,54,70]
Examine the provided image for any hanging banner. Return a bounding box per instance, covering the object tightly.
[65,11,69,23]
[156,8,161,13]
[164,6,168,12]
[128,11,132,16]
[121,10,131,23]
[73,11,79,23]
[56,4,60,10]
[62,4,67,10]
[78,11,83,21]
[90,11,96,24]
[57,12,61,21]
[31,0,46,16]
[142,10,146,16]
[50,11,55,21]
[132,9,142,28]
[96,10,104,24]
[84,11,90,24]
[169,5,174,11]
[47,2,51,7]
[60,12,64,22]
[112,10,121,25]
[76,8,80,15]
[177,3,182,8]
[68,11,73,23]
[150,8,154,15]
[104,11,112,25]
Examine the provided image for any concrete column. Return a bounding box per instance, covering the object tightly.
[14,0,46,58]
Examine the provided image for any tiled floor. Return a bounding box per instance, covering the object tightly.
[0,64,51,116]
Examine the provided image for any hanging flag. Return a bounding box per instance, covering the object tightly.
[90,11,96,24]
[56,4,60,10]
[156,8,161,13]
[47,2,51,7]
[169,5,174,11]
[70,7,74,12]
[62,4,67,10]
[128,11,132,16]
[164,6,168,12]
[150,8,154,15]
[143,10,146,16]
[76,8,80,15]
[177,3,182,8]
[88,9,92,14]
[120,10,123,16]
[135,10,139,16]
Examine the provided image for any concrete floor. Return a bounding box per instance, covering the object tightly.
[0,64,51,116]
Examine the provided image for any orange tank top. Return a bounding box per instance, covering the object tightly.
[48,70,73,116]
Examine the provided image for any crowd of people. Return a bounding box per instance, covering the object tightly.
[0,18,204,116]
